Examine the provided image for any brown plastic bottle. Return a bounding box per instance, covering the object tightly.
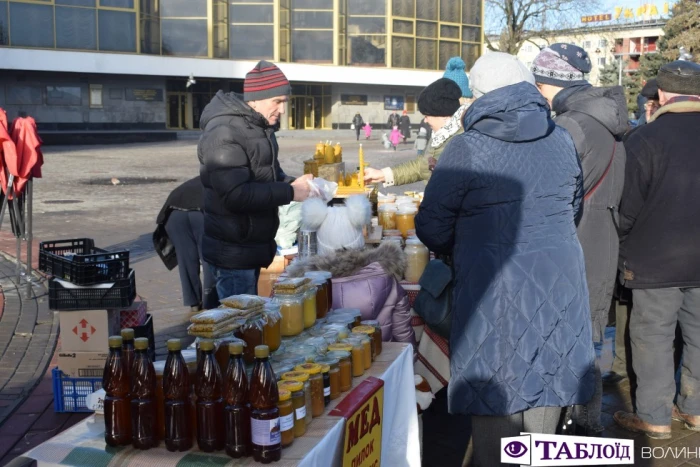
[196,339,224,452]
[224,342,251,458]
[249,345,281,464]
[163,339,192,452]
[103,336,132,447]
[121,328,135,385]
[131,337,158,450]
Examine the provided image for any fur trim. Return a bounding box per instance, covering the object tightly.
[344,195,371,227]
[301,198,328,230]
[286,241,406,280]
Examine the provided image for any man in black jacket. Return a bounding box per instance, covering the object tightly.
[614,61,700,439]
[532,43,628,436]
[197,60,312,299]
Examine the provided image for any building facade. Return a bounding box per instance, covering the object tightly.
[0,0,483,132]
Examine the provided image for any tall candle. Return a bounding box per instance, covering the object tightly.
[359,144,365,188]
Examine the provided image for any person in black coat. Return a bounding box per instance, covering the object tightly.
[197,61,312,298]
[153,177,218,311]
[399,110,411,142]
[613,61,700,440]
[352,112,364,141]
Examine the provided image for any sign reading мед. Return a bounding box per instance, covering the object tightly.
[330,376,384,467]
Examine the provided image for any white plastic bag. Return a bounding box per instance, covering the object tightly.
[307,178,338,203]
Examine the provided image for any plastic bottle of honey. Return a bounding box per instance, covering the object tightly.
[131,337,158,450]
[163,339,192,452]
[249,345,281,463]
[224,342,251,458]
[103,336,132,447]
[196,339,225,452]
[121,328,135,386]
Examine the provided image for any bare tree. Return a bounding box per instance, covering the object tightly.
[486,0,601,55]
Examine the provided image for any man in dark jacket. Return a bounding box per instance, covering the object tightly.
[197,60,312,298]
[352,112,364,141]
[399,110,411,142]
[387,111,400,129]
[614,61,700,440]
[153,177,218,311]
[532,43,628,436]
[416,52,595,466]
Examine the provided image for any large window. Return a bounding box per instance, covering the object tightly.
[99,10,136,52]
[56,6,97,50]
[160,0,208,57]
[9,2,54,48]
[46,86,82,106]
[6,85,42,105]
[291,0,333,63]
[346,0,386,66]
[0,2,9,46]
[230,0,274,59]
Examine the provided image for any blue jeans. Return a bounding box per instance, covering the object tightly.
[210,265,261,299]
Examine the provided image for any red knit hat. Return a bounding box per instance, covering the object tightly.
[244,60,291,102]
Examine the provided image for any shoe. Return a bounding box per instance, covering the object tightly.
[672,405,700,431]
[602,371,627,386]
[613,411,672,439]
[190,304,203,313]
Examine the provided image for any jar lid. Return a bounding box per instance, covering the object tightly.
[153,360,166,376]
[350,333,371,342]
[333,308,362,318]
[326,315,355,325]
[295,363,322,375]
[352,325,376,335]
[316,356,339,367]
[278,389,291,402]
[326,350,351,359]
[255,345,270,359]
[282,371,310,382]
[135,337,149,350]
[341,338,363,348]
[167,339,181,352]
[121,328,134,340]
[305,337,329,352]
[322,330,339,344]
[397,204,418,214]
[274,291,305,301]
[360,320,380,327]
[278,380,304,392]
[378,203,398,212]
[281,357,306,367]
[288,344,317,356]
[319,364,331,373]
[405,237,425,246]
[108,336,122,348]
[328,343,353,352]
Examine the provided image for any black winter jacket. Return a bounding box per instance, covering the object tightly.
[552,85,628,342]
[153,177,203,270]
[619,100,700,288]
[197,91,294,270]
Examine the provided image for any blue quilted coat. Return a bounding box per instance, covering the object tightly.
[414,82,595,417]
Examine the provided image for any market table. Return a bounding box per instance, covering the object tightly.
[24,343,419,467]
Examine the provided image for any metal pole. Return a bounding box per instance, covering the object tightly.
[24,179,32,299]
[618,55,623,86]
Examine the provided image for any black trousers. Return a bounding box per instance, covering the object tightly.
[421,387,471,467]
[164,210,218,309]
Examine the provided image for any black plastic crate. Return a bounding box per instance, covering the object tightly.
[39,238,130,286]
[134,313,156,362]
[49,269,136,311]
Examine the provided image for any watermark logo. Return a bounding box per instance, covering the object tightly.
[501,433,634,466]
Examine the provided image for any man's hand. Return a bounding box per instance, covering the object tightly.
[364,167,386,184]
[291,174,314,201]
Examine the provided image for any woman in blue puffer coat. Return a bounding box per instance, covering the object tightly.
[415,52,596,467]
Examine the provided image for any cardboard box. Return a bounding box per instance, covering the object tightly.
[59,309,120,352]
[114,298,147,329]
[257,255,293,298]
[58,350,109,378]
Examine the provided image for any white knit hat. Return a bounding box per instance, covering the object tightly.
[301,195,371,256]
[469,52,536,98]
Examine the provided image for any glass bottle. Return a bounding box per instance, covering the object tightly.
[103,336,131,447]
[249,345,282,464]
[163,339,192,452]
[131,337,157,450]
[224,342,251,458]
[196,339,224,452]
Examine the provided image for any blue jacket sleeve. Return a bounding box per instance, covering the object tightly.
[414,137,469,255]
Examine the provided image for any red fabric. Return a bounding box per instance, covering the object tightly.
[7,116,43,196]
[0,109,18,196]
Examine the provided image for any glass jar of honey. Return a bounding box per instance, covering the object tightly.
[276,292,305,337]
[325,314,355,331]
[352,326,378,362]
[404,237,430,283]
[327,350,352,392]
[277,381,306,437]
[262,305,282,352]
[316,357,339,401]
[294,364,324,418]
[281,371,312,425]
[277,389,294,448]
[396,204,417,238]
[378,203,398,230]
[342,338,365,377]
[240,316,265,365]
[302,285,317,329]
[332,309,363,328]
[360,320,382,357]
